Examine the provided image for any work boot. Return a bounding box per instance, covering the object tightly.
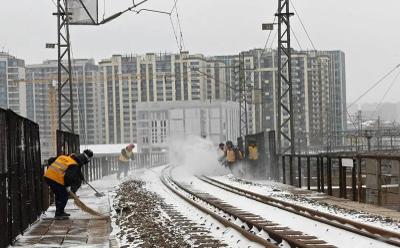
[55,212,70,220]
[54,215,69,220]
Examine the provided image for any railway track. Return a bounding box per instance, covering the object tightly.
[161,166,336,248]
[199,175,400,247]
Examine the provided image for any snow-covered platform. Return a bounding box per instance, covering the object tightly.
[12,175,120,248]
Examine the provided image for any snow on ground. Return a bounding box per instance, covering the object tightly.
[212,175,400,233]
[135,165,263,248]
[12,174,120,248]
[111,179,194,247]
[107,137,399,247]
[171,165,398,248]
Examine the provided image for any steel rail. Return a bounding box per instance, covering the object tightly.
[161,166,335,248]
[160,167,277,247]
[200,175,400,247]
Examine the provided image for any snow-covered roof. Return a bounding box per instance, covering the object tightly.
[80,144,138,155]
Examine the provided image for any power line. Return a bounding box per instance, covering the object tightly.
[259,15,277,60]
[289,0,316,50]
[69,30,88,147]
[174,3,185,50]
[50,0,57,8]
[191,67,238,92]
[291,27,303,50]
[269,29,278,50]
[170,0,178,13]
[370,69,400,118]
[169,15,182,51]
[169,0,185,52]
[347,64,400,108]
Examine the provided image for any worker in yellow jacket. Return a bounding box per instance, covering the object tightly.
[225,141,242,170]
[248,140,259,175]
[44,149,93,219]
[118,144,135,179]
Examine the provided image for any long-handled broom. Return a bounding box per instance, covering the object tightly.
[83,179,106,197]
[68,191,108,218]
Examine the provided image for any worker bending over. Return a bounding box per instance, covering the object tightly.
[44,149,93,219]
[225,141,243,171]
[118,144,135,179]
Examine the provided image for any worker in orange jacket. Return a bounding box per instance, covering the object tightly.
[44,149,93,219]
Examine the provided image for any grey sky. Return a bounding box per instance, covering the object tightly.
[1,0,399,105]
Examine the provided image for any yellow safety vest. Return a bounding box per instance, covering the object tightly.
[119,149,133,162]
[44,155,77,185]
[249,146,259,160]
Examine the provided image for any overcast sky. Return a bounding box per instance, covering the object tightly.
[1,0,399,105]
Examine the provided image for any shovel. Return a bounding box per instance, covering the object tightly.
[83,179,106,197]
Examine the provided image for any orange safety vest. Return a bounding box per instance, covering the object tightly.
[44,155,77,185]
[249,146,258,160]
[226,149,236,162]
[119,149,133,162]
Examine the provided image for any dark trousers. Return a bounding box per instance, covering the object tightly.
[117,161,129,179]
[70,181,81,194]
[45,178,68,215]
[249,159,259,177]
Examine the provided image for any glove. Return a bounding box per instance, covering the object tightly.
[84,149,94,158]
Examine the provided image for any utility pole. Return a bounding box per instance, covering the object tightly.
[239,52,249,137]
[276,0,295,155]
[56,0,74,133]
[51,0,148,133]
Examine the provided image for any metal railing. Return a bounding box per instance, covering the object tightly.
[0,109,43,248]
[277,152,400,210]
[81,152,168,182]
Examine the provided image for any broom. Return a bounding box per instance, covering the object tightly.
[68,191,108,218]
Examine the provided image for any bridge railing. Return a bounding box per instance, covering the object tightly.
[278,152,400,210]
[0,109,43,248]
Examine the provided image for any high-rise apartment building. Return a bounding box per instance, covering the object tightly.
[0,52,27,116]
[15,48,345,156]
[98,52,227,144]
[213,49,346,152]
[26,59,100,159]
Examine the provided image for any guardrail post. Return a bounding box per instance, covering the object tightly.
[289,155,294,185]
[307,157,311,190]
[352,159,357,201]
[377,159,382,206]
[321,157,325,193]
[317,157,321,192]
[342,165,347,199]
[298,156,302,188]
[327,157,332,196]
[339,158,343,198]
[282,156,286,184]
[357,157,363,203]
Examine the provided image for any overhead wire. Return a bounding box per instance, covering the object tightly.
[103,0,106,20]
[291,27,303,51]
[68,25,88,148]
[175,3,186,50]
[347,64,400,109]
[370,69,400,119]
[169,0,185,52]
[169,15,182,51]
[289,0,316,50]
[259,15,277,60]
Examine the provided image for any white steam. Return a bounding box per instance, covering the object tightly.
[168,135,228,176]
